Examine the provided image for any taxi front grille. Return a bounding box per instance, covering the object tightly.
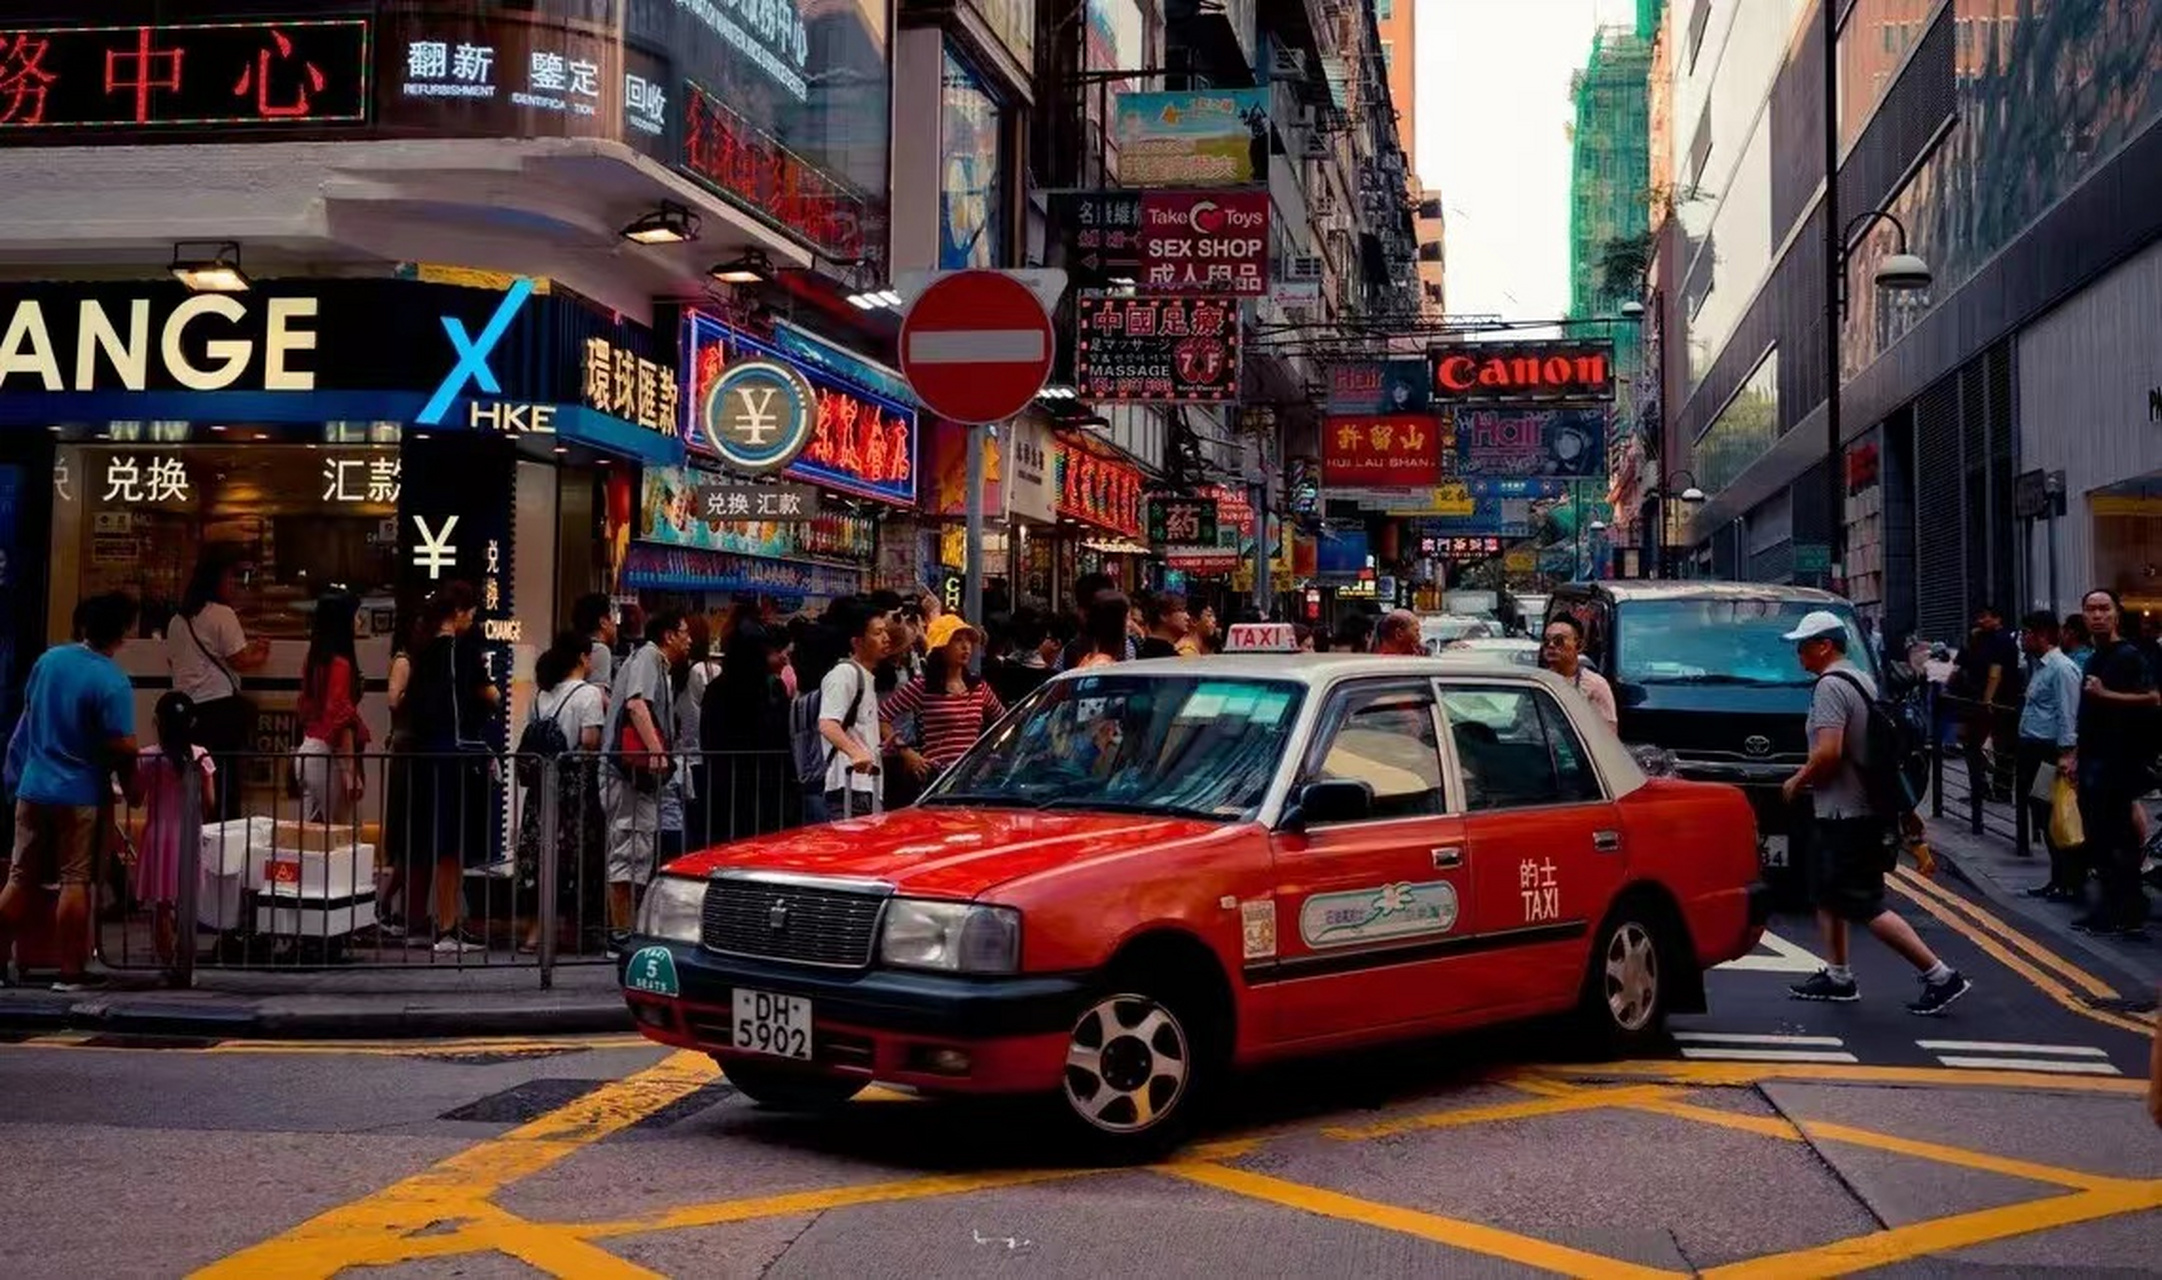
[700,880,885,968]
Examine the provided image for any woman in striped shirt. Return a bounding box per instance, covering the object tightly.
[882,613,1007,785]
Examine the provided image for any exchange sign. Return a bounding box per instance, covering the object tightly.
[1075,294,1241,403]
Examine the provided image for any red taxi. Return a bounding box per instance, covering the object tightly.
[622,655,1768,1154]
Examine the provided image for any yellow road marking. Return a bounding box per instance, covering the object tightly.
[562,1169,1095,1239]
[1164,1160,1684,1279]
[1891,865,2126,1001]
[1323,1083,1682,1140]
[1700,1180,2162,1279]
[190,1050,718,1279]
[1542,1058,2150,1093]
[1886,876,2153,1036]
[0,1032,653,1057]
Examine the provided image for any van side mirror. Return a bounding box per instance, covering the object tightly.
[1282,779,1374,831]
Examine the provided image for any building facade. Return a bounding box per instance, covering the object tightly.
[1651,0,2162,644]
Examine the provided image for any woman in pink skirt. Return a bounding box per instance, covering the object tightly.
[125,692,216,965]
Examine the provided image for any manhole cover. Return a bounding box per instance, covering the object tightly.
[628,1081,738,1131]
[438,1078,604,1123]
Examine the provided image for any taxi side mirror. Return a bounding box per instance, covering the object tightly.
[1282,779,1374,831]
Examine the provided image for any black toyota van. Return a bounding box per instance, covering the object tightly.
[1544,582,1879,899]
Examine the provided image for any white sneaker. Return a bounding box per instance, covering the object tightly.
[432,931,485,954]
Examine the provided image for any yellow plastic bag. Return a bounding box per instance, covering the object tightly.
[2050,775,2085,848]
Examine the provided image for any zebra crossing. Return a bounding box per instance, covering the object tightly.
[1915,1040,2124,1076]
[1669,1029,2126,1074]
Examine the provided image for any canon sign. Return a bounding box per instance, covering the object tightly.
[1429,340,1614,403]
[0,295,319,392]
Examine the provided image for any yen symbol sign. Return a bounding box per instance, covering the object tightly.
[411,515,461,580]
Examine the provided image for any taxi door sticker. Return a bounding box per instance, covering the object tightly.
[1298,880,1460,948]
[1239,898,1278,959]
[625,946,681,997]
[1519,858,1560,923]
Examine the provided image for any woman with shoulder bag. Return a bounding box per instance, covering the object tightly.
[167,546,269,820]
[880,614,1005,799]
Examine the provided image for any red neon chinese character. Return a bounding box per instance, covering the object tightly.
[0,35,57,126]
[230,28,327,120]
[105,26,185,125]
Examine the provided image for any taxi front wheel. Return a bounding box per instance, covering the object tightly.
[1057,984,1217,1160]
[717,1057,868,1110]
[1577,906,1670,1054]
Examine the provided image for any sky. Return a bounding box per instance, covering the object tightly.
[1416,0,1638,323]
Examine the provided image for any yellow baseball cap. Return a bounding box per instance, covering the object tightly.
[924,613,982,651]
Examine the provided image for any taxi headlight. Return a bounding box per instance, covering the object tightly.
[879,899,1020,974]
[636,875,705,944]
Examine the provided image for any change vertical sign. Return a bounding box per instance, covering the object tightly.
[899,270,1060,425]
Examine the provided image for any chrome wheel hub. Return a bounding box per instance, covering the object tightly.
[1062,995,1189,1133]
[1604,922,1659,1032]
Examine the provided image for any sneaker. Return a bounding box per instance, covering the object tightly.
[1789,968,1860,1002]
[375,914,407,940]
[431,929,486,954]
[604,930,630,960]
[51,973,110,994]
[1906,970,1971,1016]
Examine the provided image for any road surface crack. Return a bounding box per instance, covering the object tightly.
[758,1207,826,1277]
[1755,1083,1889,1232]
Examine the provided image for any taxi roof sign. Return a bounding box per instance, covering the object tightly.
[1224,622,1298,653]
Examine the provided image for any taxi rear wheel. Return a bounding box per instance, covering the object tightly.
[1577,906,1669,1053]
[717,1057,868,1110]
[1057,985,1214,1159]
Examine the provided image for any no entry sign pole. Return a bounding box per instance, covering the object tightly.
[898,269,1066,628]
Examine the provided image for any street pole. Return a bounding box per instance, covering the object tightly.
[965,423,986,625]
[1822,0,1845,595]
[1250,479,1272,619]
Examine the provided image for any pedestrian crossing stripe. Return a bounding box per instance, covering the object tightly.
[1714,928,1829,974]
[1916,1039,2122,1076]
[1672,1030,1859,1063]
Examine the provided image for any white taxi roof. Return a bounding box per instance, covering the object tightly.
[1050,653,1647,800]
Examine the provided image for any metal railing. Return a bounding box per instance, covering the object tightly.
[91,747,799,988]
[1928,690,2040,855]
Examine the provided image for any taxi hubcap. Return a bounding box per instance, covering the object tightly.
[1604,922,1659,1032]
[1063,995,1189,1133]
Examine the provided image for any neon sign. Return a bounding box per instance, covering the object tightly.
[0,21,370,132]
[1430,342,1614,403]
[680,82,868,260]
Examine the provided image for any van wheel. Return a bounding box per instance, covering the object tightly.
[717,1057,866,1110]
[1577,908,1667,1054]
[1056,985,1215,1161]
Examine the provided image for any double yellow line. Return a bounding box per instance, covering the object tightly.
[1887,865,2154,1036]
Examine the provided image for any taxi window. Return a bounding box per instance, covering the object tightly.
[1438,685,1587,811]
[1301,686,1445,821]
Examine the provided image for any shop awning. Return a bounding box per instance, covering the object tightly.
[553,405,685,468]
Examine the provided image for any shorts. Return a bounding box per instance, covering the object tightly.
[9,800,98,888]
[1808,815,1893,923]
[602,772,661,886]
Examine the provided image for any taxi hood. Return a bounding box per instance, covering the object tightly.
[658,806,1230,900]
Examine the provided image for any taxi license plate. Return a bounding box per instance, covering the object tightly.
[1762,835,1790,868]
[731,988,813,1060]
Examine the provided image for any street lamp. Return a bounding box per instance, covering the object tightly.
[1647,468,1707,579]
[1823,0,1933,595]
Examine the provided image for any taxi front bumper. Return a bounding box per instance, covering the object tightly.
[619,941,1092,1094]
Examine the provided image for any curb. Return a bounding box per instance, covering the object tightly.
[1923,828,2162,992]
[0,993,633,1041]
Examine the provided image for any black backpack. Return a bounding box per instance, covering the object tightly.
[1823,670,1928,819]
[515,683,591,787]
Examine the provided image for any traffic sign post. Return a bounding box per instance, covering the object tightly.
[899,270,1066,627]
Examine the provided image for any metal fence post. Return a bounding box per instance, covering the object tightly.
[171,751,202,989]
[536,757,558,989]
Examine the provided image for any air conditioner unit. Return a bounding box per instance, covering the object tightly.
[1311,187,1335,216]
[1290,255,1324,282]
[1271,47,1307,79]
[1302,133,1330,159]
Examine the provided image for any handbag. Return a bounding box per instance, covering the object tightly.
[180,611,260,737]
[2049,775,2085,849]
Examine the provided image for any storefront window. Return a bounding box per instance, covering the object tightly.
[941,46,1007,270]
[59,444,401,640]
[1695,346,1779,494]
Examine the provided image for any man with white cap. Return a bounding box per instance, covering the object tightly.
[1780,609,1971,1014]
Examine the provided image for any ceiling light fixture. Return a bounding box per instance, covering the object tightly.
[170,241,251,293]
[620,201,701,246]
[708,250,772,285]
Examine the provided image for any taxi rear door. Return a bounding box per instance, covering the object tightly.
[1433,679,1627,1014]
[1260,678,1474,1043]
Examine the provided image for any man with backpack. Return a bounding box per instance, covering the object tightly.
[790,598,889,825]
[1779,610,1971,1014]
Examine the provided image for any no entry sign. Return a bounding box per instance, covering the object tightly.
[899,270,1058,425]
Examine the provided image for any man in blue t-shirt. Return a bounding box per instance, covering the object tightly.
[1,593,139,990]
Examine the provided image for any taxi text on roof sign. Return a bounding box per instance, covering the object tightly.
[1225,622,1297,653]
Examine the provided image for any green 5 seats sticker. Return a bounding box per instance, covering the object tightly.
[626,946,681,997]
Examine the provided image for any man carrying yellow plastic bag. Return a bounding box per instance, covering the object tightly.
[2014,611,2083,901]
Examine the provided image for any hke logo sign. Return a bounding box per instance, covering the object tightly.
[418,278,535,426]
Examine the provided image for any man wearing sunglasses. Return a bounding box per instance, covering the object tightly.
[1541,615,1616,728]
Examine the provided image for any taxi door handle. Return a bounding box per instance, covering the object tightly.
[1432,846,1462,869]
[1592,830,1622,853]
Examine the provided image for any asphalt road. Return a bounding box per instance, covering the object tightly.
[1,866,2154,1279]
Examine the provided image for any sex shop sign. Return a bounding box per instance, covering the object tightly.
[1321,414,1445,488]
[682,311,917,507]
[1055,440,1144,540]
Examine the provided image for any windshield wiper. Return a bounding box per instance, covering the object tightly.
[917,792,1041,809]
[1632,673,1799,686]
[1034,797,1217,820]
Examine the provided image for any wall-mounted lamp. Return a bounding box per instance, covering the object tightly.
[620,202,700,246]
[170,241,250,293]
[708,250,772,285]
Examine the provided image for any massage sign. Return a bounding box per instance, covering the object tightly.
[1075,295,1241,403]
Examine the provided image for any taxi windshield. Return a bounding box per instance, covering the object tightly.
[921,674,1304,821]
[1616,599,1876,687]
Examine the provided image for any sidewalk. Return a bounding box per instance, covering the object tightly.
[0,961,630,1040]
[1923,812,2162,998]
